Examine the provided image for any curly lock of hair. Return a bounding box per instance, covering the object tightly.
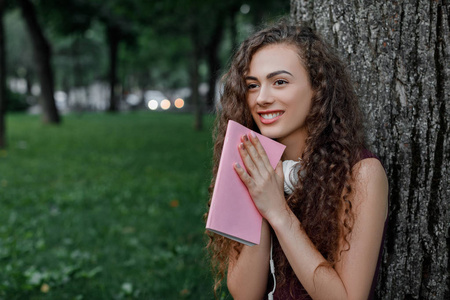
[204,20,366,296]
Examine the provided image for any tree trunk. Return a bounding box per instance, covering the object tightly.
[107,24,119,113]
[0,0,6,149]
[18,0,60,124]
[190,25,203,131]
[230,13,238,57]
[291,0,450,299]
[205,21,224,112]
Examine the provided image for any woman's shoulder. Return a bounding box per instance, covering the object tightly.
[355,148,386,176]
[352,151,389,218]
[354,157,386,181]
[354,148,387,185]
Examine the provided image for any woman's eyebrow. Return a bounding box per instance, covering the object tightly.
[267,70,293,78]
[245,70,293,81]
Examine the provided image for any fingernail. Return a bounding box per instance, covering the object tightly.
[243,134,249,142]
[250,131,256,138]
[235,162,241,169]
[239,143,245,150]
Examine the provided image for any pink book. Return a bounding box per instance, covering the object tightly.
[206,120,286,246]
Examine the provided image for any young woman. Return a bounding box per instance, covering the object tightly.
[206,22,388,300]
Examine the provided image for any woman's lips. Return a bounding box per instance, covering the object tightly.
[258,111,284,124]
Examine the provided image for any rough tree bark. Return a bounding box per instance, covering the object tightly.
[0,0,6,149]
[18,0,60,124]
[291,0,449,299]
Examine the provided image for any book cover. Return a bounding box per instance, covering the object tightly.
[206,120,286,246]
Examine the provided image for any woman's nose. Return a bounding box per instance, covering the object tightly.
[256,86,274,106]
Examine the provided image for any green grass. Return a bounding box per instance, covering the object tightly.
[0,111,217,299]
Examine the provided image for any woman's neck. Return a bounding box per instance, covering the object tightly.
[278,130,308,161]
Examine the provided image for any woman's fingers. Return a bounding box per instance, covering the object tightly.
[274,160,284,186]
[237,133,280,191]
[233,162,255,189]
[241,134,271,174]
[234,135,286,219]
[250,133,272,168]
[238,141,260,177]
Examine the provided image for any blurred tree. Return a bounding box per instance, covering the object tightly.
[201,0,290,114]
[5,4,107,112]
[142,0,288,130]
[17,0,60,124]
[140,0,206,130]
[217,1,290,107]
[6,0,289,121]
[188,4,203,130]
[0,0,6,148]
[291,0,449,298]
[202,1,255,113]
[92,0,137,112]
[4,9,34,98]
[142,0,206,130]
[118,27,191,106]
[36,0,136,112]
[52,26,108,101]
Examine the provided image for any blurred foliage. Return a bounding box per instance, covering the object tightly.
[5,89,29,112]
[118,26,192,92]
[4,9,33,80]
[4,0,289,96]
[52,21,109,90]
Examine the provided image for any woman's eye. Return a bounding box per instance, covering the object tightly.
[247,83,258,90]
[274,79,288,86]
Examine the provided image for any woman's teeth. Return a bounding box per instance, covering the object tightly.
[261,112,282,120]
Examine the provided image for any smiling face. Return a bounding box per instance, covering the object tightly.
[245,44,314,151]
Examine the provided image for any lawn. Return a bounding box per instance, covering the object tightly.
[0,111,219,299]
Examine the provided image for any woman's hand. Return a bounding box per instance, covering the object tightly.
[233,133,286,221]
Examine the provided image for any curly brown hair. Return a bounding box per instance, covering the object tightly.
[205,20,366,295]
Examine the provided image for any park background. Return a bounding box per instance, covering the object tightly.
[0,0,448,299]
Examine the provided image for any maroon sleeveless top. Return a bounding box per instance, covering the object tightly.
[265,149,388,300]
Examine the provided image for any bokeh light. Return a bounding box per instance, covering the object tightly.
[161,99,171,110]
[148,100,158,110]
[240,4,250,14]
[174,98,184,109]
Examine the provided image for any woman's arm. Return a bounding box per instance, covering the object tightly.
[270,158,387,299]
[235,133,388,300]
[227,133,286,299]
[227,219,271,300]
